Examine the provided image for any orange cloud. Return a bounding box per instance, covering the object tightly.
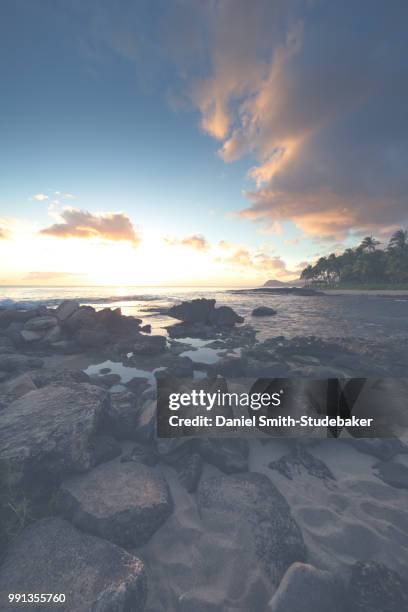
[216,242,296,280]
[165,234,209,252]
[40,207,140,245]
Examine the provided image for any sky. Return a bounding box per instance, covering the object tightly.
[0,0,407,286]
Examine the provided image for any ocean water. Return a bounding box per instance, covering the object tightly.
[1,285,408,342]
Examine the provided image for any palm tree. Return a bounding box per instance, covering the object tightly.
[388,229,408,251]
[359,235,381,253]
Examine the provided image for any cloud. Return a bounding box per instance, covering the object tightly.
[24,271,87,282]
[169,1,408,242]
[39,207,140,245]
[216,242,296,280]
[0,227,8,239]
[33,193,48,201]
[165,234,209,252]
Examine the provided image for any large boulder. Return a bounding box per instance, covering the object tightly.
[104,390,140,439]
[0,517,146,611]
[210,305,244,326]
[55,299,80,321]
[30,367,90,388]
[24,315,58,331]
[63,305,97,333]
[197,472,306,586]
[57,459,173,547]
[133,334,166,354]
[0,384,108,486]
[168,298,216,324]
[267,562,346,612]
[252,306,277,317]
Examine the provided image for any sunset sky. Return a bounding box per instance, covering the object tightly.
[1,1,407,286]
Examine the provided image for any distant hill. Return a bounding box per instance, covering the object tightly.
[263,279,304,287]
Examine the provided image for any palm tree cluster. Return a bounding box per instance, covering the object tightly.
[301,229,408,286]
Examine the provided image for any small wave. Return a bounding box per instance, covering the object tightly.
[0,294,161,310]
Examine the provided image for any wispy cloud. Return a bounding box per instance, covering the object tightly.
[39,207,140,245]
[24,271,87,282]
[164,233,209,252]
[33,193,49,201]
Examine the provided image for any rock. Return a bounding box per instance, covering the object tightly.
[0,335,14,353]
[374,461,408,489]
[252,306,277,317]
[63,305,97,333]
[0,384,108,486]
[0,308,41,329]
[100,367,112,374]
[175,452,203,493]
[20,329,45,342]
[215,357,247,377]
[121,442,158,466]
[0,370,9,383]
[55,299,80,321]
[209,305,244,326]
[42,323,62,343]
[24,315,58,331]
[198,439,249,473]
[168,298,216,324]
[104,390,139,440]
[90,435,122,466]
[76,327,111,348]
[4,373,37,399]
[267,562,346,612]
[31,367,90,388]
[126,375,150,394]
[0,353,43,373]
[57,459,173,547]
[0,517,146,612]
[140,324,151,333]
[91,373,121,388]
[197,472,306,585]
[345,438,408,461]
[50,339,79,354]
[269,447,335,482]
[135,399,156,441]
[133,334,166,354]
[348,561,408,612]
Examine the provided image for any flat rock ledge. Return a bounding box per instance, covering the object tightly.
[0,383,108,486]
[57,459,173,547]
[0,517,146,612]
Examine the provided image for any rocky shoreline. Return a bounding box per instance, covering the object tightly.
[1,298,408,610]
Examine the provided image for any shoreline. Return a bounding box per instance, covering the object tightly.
[323,289,408,296]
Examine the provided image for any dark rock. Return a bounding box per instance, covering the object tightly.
[0,308,42,329]
[104,390,139,440]
[90,435,122,466]
[99,366,111,374]
[209,305,244,326]
[0,384,108,486]
[63,305,97,333]
[176,452,203,493]
[3,373,37,399]
[57,460,173,547]
[374,461,408,489]
[267,562,346,612]
[133,334,166,354]
[90,373,121,388]
[122,442,158,466]
[0,353,43,373]
[214,357,247,377]
[197,472,306,586]
[140,324,151,333]
[49,339,79,354]
[20,329,45,342]
[198,439,249,473]
[126,375,150,394]
[0,517,146,612]
[31,368,90,388]
[348,561,408,612]
[269,446,335,482]
[252,306,277,317]
[55,299,79,321]
[76,327,111,348]
[24,315,58,331]
[168,298,216,324]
